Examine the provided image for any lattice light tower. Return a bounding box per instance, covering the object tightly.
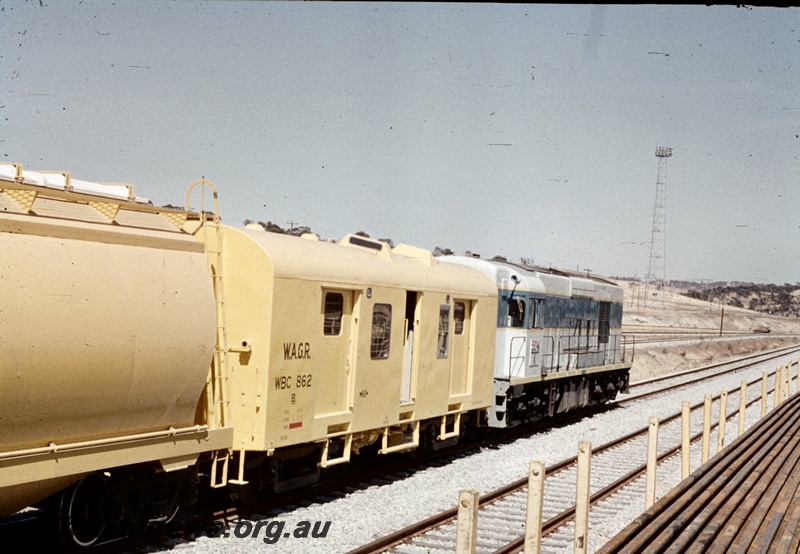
[644,146,672,306]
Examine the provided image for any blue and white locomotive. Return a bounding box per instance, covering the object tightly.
[439,256,631,428]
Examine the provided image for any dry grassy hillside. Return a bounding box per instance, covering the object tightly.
[619,282,800,381]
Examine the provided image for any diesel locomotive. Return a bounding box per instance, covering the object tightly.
[0,162,631,547]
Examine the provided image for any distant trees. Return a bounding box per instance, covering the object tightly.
[433,246,454,257]
[285,226,312,237]
[681,283,800,318]
[683,289,705,301]
[243,220,308,235]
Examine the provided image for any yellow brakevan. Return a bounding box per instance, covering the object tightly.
[200,224,497,495]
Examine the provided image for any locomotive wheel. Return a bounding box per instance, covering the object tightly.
[58,473,107,548]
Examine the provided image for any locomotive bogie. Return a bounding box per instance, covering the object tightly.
[502,365,630,425]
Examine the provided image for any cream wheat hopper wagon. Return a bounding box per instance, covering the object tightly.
[0,163,232,546]
[201,224,498,501]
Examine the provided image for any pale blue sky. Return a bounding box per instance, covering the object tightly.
[2,2,798,283]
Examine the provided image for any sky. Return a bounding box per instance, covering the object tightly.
[2,2,798,284]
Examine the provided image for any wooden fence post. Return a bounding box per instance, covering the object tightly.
[782,366,787,402]
[681,401,690,479]
[455,489,479,554]
[574,440,592,554]
[783,365,789,402]
[524,461,546,554]
[646,417,659,509]
[738,380,746,437]
[702,394,711,464]
[716,391,727,453]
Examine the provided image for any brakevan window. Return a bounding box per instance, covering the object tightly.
[370,303,392,359]
[324,292,344,335]
[438,304,450,358]
[507,298,526,328]
[454,302,465,335]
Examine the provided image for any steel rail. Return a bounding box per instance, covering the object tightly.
[348,348,797,554]
[492,376,779,554]
[619,345,800,406]
[627,343,800,390]
[597,388,800,553]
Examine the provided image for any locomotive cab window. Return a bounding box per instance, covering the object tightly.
[370,303,392,359]
[507,298,526,328]
[323,292,344,335]
[454,302,465,335]
[438,304,450,358]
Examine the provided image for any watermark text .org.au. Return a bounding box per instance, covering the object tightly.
[209,519,331,544]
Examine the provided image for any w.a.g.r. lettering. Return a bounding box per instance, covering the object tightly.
[283,342,311,360]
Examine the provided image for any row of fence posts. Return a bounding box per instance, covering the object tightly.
[454,360,799,554]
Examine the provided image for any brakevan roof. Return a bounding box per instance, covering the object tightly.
[224,226,498,297]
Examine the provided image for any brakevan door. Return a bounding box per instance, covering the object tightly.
[316,289,355,415]
[400,291,419,404]
[449,300,472,396]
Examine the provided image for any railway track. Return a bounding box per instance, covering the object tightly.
[622,323,762,336]
[597,385,800,553]
[0,406,611,553]
[624,343,800,398]
[347,346,800,554]
[5,346,797,553]
[622,333,785,348]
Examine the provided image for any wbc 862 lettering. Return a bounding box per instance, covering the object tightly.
[274,374,313,390]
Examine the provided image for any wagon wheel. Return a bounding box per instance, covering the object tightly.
[57,473,107,548]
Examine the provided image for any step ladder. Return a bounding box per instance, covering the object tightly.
[186,179,246,488]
